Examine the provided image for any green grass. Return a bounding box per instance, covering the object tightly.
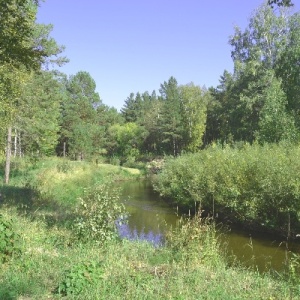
[0,157,298,299]
[0,208,295,299]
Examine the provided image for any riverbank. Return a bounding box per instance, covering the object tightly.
[0,157,299,299]
[153,143,300,239]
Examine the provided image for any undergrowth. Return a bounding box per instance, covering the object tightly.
[0,156,298,299]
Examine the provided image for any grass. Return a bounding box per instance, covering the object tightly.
[0,157,299,299]
[0,208,295,299]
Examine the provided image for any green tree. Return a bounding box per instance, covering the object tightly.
[180,83,208,152]
[15,71,63,156]
[275,13,300,129]
[219,3,296,144]
[204,71,234,145]
[107,122,146,161]
[0,0,66,183]
[121,93,137,122]
[60,71,102,160]
[159,77,184,156]
[256,74,297,143]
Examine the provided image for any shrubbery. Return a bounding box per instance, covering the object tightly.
[154,143,300,236]
[73,184,127,244]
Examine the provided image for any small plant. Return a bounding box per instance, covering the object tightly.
[0,214,21,262]
[286,253,300,290]
[165,213,220,265]
[73,184,127,244]
[56,261,103,296]
[56,159,73,173]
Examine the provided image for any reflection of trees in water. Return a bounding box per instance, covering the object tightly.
[117,223,164,246]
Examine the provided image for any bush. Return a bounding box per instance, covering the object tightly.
[73,184,127,244]
[165,215,221,266]
[154,143,300,236]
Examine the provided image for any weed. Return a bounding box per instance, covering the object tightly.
[56,261,104,296]
[72,184,127,245]
[0,214,21,262]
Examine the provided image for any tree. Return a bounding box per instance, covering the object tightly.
[121,92,143,123]
[121,93,136,122]
[268,0,293,7]
[60,71,102,160]
[159,77,184,156]
[229,3,289,69]
[218,3,298,144]
[15,71,63,156]
[275,13,300,129]
[0,0,41,183]
[107,122,146,160]
[180,83,207,152]
[256,74,297,143]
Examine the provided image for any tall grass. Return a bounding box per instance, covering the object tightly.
[0,156,298,299]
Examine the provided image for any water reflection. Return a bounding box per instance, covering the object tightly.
[119,179,179,246]
[119,179,300,272]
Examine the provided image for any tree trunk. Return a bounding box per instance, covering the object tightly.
[4,126,12,184]
[63,142,66,158]
[14,128,17,158]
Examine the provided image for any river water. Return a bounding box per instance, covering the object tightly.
[119,179,300,273]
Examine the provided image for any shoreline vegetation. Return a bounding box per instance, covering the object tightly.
[0,156,299,299]
[153,142,300,240]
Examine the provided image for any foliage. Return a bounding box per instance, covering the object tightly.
[60,71,103,160]
[180,83,208,152]
[56,261,104,296]
[73,184,127,244]
[107,122,146,160]
[256,75,297,143]
[0,0,39,69]
[165,215,221,266]
[154,143,300,235]
[204,4,300,146]
[14,71,63,156]
[0,214,21,262]
[285,253,300,293]
[268,0,293,7]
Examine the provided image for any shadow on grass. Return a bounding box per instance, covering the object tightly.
[0,289,16,300]
[0,185,77,229]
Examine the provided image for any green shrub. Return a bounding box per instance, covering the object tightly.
[56,261,104,296]
[0,214,21,262]
[165,215,221,266]
[154,143,300,235]
[73,184,127,244]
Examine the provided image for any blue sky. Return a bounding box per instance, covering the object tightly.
[37,0,300,111]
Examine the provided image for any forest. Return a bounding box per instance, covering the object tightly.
[2,2,300,174]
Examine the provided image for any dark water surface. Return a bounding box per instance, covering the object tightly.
[119,180,300,273]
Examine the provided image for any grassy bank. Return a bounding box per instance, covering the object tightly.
[0,157,299,299]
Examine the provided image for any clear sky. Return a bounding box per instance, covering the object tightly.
[36,0,300,111]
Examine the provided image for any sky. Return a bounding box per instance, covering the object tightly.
[37,0,300,111]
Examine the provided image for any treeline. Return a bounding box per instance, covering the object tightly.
[2,3,300,170]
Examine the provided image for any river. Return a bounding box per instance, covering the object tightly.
[119,179,300,273]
